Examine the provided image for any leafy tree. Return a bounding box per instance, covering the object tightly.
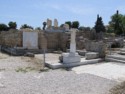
[79,26,91,31]
[60,24,64,28]
[20,24,33,29]
[106,25,114,33]
[94,15,105,33]
[109,10,124,35]
[8,21,17,29]
[0,23,8,31]
[72,21,79,29]
[65,21,72,28]
[121,15,125,35]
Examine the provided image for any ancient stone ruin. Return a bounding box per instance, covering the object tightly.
[54,19,58,27]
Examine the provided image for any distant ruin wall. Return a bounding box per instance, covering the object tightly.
[0,31,22,47]
[45,32,69,51]
[0,31,85,51]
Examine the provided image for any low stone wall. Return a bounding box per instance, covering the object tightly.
[38,32,47,49]
[85,40,106,58]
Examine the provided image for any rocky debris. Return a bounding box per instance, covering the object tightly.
[24,52,35,57]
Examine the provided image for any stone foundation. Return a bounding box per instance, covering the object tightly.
[61,53,81,64]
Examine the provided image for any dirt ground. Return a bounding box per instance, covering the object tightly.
[0,53,44,72]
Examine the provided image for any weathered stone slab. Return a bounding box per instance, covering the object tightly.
[45,58,102,69]
[77,50,87,56]
[62,53,81,64]
[106,54,125,61]
[85,52,99,60]
[23,32,38,49]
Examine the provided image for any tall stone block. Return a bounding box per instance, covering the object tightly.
[70,29,76,53]
[23,32,38,49]
[54,19,58,27]
[47,19,52,28]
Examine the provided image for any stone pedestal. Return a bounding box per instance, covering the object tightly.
[61,28,81,64]
[62,53,81,64]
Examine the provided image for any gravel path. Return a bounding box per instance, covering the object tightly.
[0,69,117,94]
[0,53,118,94]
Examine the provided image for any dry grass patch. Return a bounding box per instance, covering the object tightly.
[21,56,44,71]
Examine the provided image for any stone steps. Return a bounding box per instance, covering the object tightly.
[120,48,125,52]
[119,48,125,55]
[119,52,125,55]
[105,58,125,63]
[106,55,125,61]
[105,54,125,63]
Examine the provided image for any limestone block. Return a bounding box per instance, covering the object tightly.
[62,53,81,64]
[54,19,58,27]
[23,32,38,49]
[47,19,52,28]
[85,52,99,60]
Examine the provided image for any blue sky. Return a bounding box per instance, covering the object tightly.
[0,0,125,28]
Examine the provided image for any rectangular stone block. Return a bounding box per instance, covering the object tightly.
[62,53,81,64]
[85,52,99,60]
[77,50,87,56]
[23,32,38,49]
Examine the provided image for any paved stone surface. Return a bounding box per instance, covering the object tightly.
[72,62,125,82]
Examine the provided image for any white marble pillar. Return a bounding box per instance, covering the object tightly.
[70,29,76,53]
